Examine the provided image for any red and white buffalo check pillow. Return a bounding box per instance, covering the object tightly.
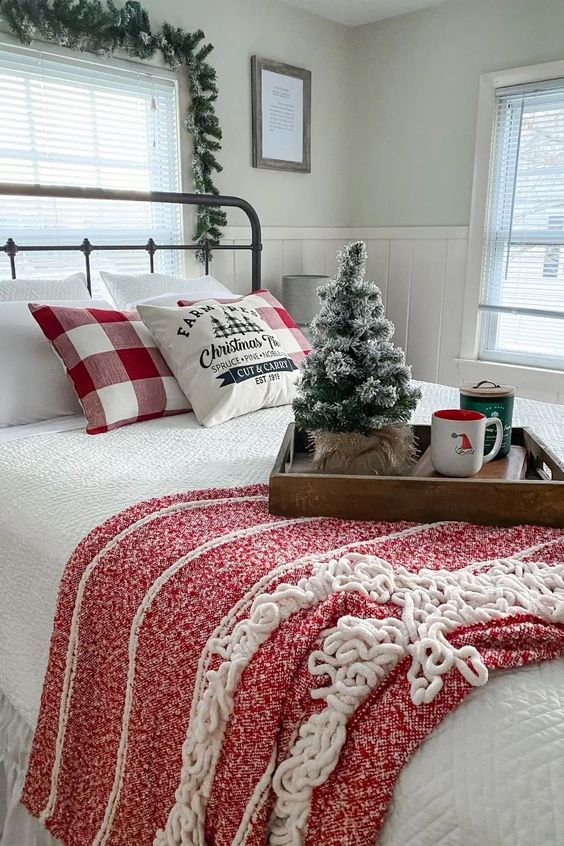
[29,303,190,434]
[178,289,311,365]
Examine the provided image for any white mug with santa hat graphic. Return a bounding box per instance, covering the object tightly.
[431,409,504,477]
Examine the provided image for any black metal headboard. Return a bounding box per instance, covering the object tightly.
[0,184,262,294]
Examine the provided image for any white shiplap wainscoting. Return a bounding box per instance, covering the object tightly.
[210,225,468,389]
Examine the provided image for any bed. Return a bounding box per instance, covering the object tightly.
[1,186,564,846]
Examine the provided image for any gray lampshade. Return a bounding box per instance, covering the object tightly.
[282,275,328,325]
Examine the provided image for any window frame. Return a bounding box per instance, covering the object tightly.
[461,58,564,380]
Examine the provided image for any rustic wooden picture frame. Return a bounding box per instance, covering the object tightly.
[251,56,311,173]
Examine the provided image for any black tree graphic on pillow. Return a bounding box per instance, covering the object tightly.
[211,307,264,339]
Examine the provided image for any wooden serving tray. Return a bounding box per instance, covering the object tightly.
[269,424,564,528]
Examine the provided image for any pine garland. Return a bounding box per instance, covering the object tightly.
[0,0,227,253]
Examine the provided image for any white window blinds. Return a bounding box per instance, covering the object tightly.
[0,43,182,288]
[480,77,564,369]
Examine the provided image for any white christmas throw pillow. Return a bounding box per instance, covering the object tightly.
[138,301,299,427]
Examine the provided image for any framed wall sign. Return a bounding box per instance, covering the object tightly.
[251,56,311,173]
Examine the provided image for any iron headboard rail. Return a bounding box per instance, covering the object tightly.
[0,184,263,293]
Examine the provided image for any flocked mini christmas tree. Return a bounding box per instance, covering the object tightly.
[293,241,421,475]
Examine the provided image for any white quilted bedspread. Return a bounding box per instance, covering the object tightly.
[1,381,564,846]
[381,660,564,845]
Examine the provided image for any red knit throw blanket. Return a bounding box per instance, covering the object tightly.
[22,484,564,846]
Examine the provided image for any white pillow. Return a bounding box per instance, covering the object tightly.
[0,299,110,427]
[0,273,88,302]
[99,271,235,310]
[136,289,238,307]
[138,302,299,427]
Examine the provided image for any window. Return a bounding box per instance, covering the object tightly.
[479,75,564,369]
[0,43,182,292]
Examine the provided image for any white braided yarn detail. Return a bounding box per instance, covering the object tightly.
[155,554,564,846]
[154,573,328,846]
[269,555,564,845]
[172,522,439,844]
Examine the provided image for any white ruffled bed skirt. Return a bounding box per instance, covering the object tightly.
[0,690,60,846]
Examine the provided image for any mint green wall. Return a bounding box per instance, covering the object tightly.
[350,0,564,226]
[140,0,353,227]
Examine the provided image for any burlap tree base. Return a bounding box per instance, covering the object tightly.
[311,422,417,476]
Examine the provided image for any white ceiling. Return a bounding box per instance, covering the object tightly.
[279,0,450,26]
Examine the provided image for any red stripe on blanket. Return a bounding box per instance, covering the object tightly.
[21,484,564,846]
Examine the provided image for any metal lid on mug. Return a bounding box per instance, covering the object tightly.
[459,380,515,398]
